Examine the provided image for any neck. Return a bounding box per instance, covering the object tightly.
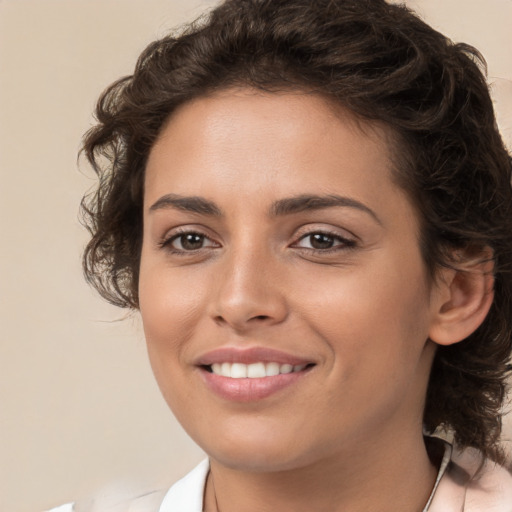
[204,427,438,512]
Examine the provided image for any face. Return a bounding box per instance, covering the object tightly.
[139,89,439,472]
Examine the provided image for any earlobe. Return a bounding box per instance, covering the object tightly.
[428,253,494,347]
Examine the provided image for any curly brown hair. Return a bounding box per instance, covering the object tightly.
[81,0,512,463]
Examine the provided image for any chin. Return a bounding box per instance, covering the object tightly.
[191,421,323,473]
[209,444,312,473]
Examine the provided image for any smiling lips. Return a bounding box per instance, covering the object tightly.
[211,361,307,378]
[196,347,315,401]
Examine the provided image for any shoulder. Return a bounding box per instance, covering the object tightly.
[463,454,512,511]
[432,443,512,512]
[44,505,74,512]
[43,460,209,512]
[44,490,166,512]
[159,459,209,512]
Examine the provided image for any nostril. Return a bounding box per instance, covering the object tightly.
[211,305,287,329]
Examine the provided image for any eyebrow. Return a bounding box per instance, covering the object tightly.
[149,194,222,216]
[270,194,381,224]
[149,193,380,224]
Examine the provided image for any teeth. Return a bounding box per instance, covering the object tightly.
[231,363,247,379]
[209,362,309,378]
[280,364,293,374]
[247,362,266,378]
[266,362,280,376]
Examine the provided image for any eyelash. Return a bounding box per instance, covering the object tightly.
[158,229,218,255]
[292,230,357,254]
[158,228,357,255]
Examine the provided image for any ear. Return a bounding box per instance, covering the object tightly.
[428,249,494,346]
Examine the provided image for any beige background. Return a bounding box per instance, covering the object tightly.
[0,1,510,511]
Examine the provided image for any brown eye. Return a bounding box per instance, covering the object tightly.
[309,233,335,249]
[170,233,210,251]
[293,231,355,251]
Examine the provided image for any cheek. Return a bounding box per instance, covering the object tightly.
[138,263,207,390]
[296,261,432,438]
[140,260,206,335]
[294,250,432,374]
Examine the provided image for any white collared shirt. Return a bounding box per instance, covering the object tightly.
[46,443,512,512]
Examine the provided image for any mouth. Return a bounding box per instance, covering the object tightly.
[202,361,315,378]
[196,347,316,401]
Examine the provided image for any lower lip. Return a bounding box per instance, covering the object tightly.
[199,368,311,402]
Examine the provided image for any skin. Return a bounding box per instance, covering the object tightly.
[139,89,492,512]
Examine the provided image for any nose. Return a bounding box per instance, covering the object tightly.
[209,247,289,332]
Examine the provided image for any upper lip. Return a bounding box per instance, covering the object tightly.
[195,346,314,366]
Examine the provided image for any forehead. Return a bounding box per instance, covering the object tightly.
[153,88,390,154]
[144,89,401,206]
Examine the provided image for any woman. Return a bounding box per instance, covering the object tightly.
[52,0,512,510]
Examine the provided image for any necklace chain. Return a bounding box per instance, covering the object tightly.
[210,472,220,512]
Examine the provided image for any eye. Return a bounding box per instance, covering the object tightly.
[165,232,218,252]
[293,231,355,251]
